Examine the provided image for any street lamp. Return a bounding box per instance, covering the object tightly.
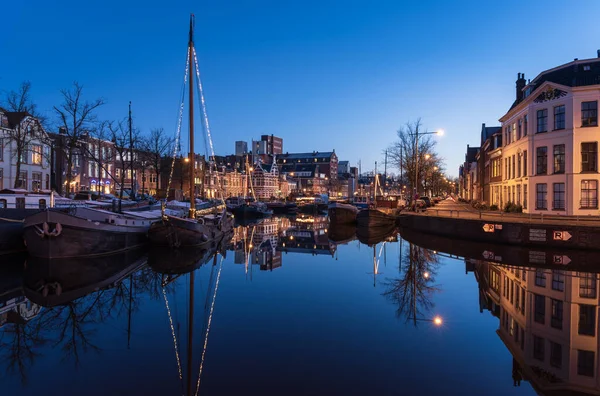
[411,129,443,198]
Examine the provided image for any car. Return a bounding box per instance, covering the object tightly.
[421,197,432,207]
[410,199,427,212]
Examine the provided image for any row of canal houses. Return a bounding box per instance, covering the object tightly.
[460,51,600,215]
[0,108,353,200]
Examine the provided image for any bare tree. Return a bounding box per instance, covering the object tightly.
[386,119,447,196]
[53,82,104,194]
[109,119,141,211]
[140,127,174,197]
[3,82,49,189]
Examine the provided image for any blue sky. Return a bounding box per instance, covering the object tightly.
[3,0,600,176]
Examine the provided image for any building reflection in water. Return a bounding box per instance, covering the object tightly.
[468,258,600,394]
[232,215,335,276]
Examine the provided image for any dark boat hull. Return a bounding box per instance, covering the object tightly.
[328,223,357,244]
[233,204,272,219]
[356,209,396,228]
[23,210,149,259]
[148,214,234,248]
[328,203,358,225]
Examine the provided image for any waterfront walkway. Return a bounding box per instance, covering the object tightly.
[408,199,600,227]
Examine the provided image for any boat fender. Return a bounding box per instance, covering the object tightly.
[55,283,62,296]
[198,218,205,225]
[42,285,49,298]
[49,223,62,237]
[43,222,50,236]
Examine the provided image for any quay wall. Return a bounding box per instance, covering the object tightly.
[397,214,600,251]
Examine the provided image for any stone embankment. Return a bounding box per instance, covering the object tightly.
[397,200,600,251]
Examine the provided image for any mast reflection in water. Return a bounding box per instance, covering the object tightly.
[3,215,600,394]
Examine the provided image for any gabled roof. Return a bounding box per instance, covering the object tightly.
[465,146,479,163]
[481,125,501,144]
[5,111,30,128]
[510,57,600,110]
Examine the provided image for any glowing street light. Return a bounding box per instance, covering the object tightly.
[423,272,430,279]
[433,316,443,326]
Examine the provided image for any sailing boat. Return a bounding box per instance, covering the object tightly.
[356,163,396,228]
[232,156,272,220]
[148,15,233,248]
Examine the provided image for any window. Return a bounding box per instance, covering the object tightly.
[16,197,25,209]
[582,101,598,127]
[553,183,565,210]
[38,199,47,209]
[507,159,511,180]
[578,350,595,377]
[0,168,2,190]
[524,115,528,136]
[535,269,546,287]
[490,270,500,292]
[537,147,547,175]
[31,144,42,165]
[537,109,548,133]
[582,142,598,172]
[536,183,547,209]
[534,294,545,324]
[579,304,596,336]
[512,123,517,142]
[17,171,27,189]
[533,335,545,361]
[518,119,522,139]
[0,199,5,208]
[31,172,42,191]
[517,154,521,178]
[520,287,525,314]
[579,273,597,298]
[523,150,528,176]
[517,185,521,204]
[551,299,563,329]
[512,155,515,179]
[554,105,565,130]
[550,342,562,368]
[581,180,598,209]
[552,270,565,291]
[45,174,50,190]
[553,145,565,174]
[0,138,3,161]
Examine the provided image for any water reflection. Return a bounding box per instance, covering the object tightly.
[468,259,600,394]
[382,241,442,326]
[4,215,600,395]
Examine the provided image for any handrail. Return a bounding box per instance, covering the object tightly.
[410,206,600,225]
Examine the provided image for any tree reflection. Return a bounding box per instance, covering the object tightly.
[0,306,44,385]
[382,242,441,326]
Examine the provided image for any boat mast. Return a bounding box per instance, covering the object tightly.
[188,14,196,218]
[129,101,136,200]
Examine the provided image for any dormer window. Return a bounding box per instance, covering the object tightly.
[584,65,591,71]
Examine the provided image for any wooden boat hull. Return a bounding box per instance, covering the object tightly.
[266,202,298,215]
[356,209,396,228]
[233,204,272,219]
[23,210,150,259]
[148,214,234,248]
[328,203,358,224]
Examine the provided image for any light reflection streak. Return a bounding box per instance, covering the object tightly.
[162,287,184,383]
[194,256,224,396]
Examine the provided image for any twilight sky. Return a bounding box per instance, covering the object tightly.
[2,0,600,177]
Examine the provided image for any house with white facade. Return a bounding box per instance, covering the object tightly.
[499,53,600,215]
[0,109,51,191]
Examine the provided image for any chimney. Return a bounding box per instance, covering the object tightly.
[516,73,526,102]
[597,49,600,58]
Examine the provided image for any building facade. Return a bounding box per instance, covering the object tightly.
[498,56,600,215]
[0,110,51,191]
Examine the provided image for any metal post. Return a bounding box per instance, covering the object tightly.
[415,128,419,198]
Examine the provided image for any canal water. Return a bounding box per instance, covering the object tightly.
[1,214,596,395]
